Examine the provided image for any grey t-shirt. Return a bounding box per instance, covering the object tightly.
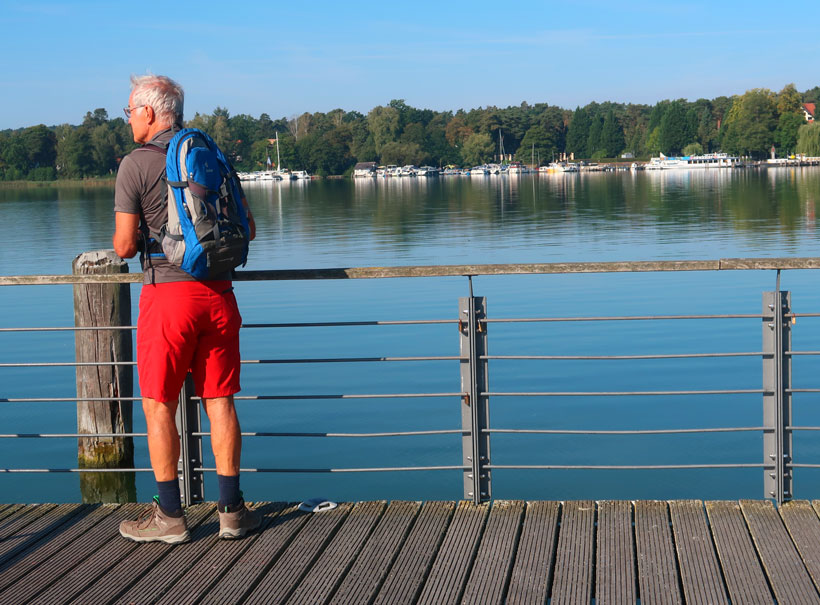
[114,129,193,284]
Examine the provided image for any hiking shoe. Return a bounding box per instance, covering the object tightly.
[119,496,190,544]
[218,500,262,539]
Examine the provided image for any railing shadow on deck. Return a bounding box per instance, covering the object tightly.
[3,256,820,505]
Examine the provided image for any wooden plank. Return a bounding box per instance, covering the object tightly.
[669,500,728,605]
[596,500,636,605]
[69,503,216,605]
[286,501,386,604]
[705,501,773,604]
[416,500,489,605]
[198,504,310,605]
[505,501,560,605]
[780,501,820,593]
[152,503,286,605]
[373,501,455,605]
[0,504,117,592]
[0,504,58,541]
[0,503,86,567]
[111,505,230,605]
[551,500,595,605]
[0,504,23,523]
[740,499,820,605]
[241,503,352,605]
[0,503,141,604]
[634,500,682,605]
[461,500,524,605]
[329,500,421,604]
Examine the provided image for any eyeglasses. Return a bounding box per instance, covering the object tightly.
[123,105,146,119]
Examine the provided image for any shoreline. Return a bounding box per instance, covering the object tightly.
[0,178,115,189]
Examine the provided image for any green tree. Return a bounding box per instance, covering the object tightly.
[379,141,424,166]
[682,142,703,156]
[56,126,93,178]
[777,83,803,115]
[721,89,778,158]
[565,107,590,158]
[586,115,603,156]
[21,125,57,170]
[516,125,553,164]
[797,122,820,156]
[659,101,688,155]
[599,110,625,157]
[461,132,494,165]
[775,112,805,155]
[367,105,400,154]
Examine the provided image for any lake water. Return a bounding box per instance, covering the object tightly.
[3,169,820,504]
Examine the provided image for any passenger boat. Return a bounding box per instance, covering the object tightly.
[645,152,741,170]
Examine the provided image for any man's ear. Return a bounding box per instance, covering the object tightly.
[144,105,156,124]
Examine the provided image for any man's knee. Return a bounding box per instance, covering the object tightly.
[143,397,179,422]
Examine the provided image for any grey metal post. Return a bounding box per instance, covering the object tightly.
[176,373,204,506]
[762,290,792,504]
[459,296,491,503]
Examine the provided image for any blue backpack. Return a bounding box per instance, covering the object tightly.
[154,128,250,279]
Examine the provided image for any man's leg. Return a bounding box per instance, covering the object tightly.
[143,396,183,514]
[203,395,261,538]
[144,396,182,480]
[119,396,190,543]
[202,395,242,509]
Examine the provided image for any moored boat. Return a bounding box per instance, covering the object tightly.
[645,152,741,170]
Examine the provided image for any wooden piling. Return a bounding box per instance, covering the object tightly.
[72,250,135,503]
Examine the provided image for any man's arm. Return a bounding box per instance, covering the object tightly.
[113,212,140,258]
[242,196,256,241]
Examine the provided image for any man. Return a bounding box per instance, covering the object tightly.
[113,74,260,543]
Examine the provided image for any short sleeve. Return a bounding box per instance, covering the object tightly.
[114,154,142,214]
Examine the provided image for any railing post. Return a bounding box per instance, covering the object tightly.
[459,295,491,503]
[762,290,792,504]
[176,373,204,506]
[72,250,135,503]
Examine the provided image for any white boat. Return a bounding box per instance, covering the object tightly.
[400,165,417,177]
[470,166,489,176]
[645,152,741,170]
[562,163,580,173]
[292,170,311,179]
[272,134,294,180]
[415,166,439,177]
[507,162,524,175]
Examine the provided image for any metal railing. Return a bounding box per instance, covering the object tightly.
[2,257,820,505]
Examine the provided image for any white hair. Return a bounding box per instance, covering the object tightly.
[130,74,184,126]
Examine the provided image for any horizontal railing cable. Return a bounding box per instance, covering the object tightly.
[195,429,463,438]
[195,465,469,473]
[486,463,766,470]
[486,427,765,435]
[484,389,765,397]
[243,319,457,328]
[485,314,765,323]
[485,352,763,360]
[0,432,147,438]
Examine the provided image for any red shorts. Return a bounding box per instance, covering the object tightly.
[137,280,242,402]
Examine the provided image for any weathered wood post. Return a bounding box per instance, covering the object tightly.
[73,250,135,503]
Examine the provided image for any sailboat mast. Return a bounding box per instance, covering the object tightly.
[276,131,281,171]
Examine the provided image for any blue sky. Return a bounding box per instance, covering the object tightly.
[1,0,817,130]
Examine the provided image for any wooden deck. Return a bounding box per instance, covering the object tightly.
[1,499,820,604]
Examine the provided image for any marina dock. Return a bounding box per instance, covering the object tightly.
[2,498,820,604]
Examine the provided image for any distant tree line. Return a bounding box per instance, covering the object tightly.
[2,84,820,181]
